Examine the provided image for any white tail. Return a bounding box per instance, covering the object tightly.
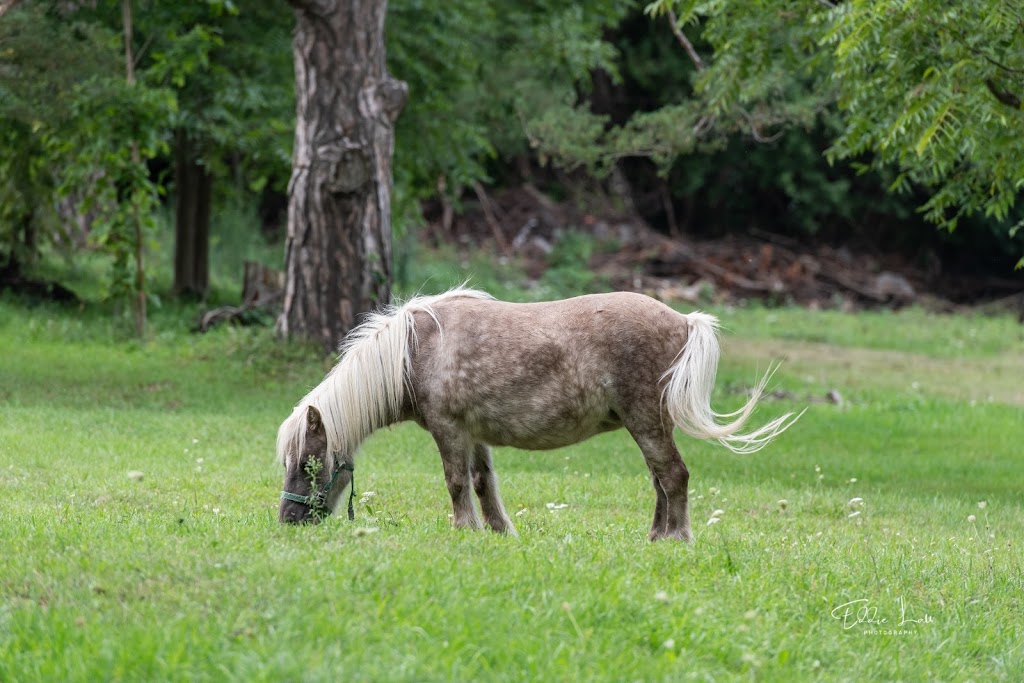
[662,312,802,454]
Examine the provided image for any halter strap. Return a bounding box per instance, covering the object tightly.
[281,460,356,520]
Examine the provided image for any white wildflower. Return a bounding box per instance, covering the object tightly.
[968,515,977,523]
[978,501,987,509]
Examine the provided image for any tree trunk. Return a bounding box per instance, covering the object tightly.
[278,0,407,352]
[0,209,32,277]
[123,0,145,337]
[173,128,212,299]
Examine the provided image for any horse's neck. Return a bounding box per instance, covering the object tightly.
[319,335,410,456]
[324,392,406,461]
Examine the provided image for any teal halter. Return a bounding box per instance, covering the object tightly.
[281,460,356,520]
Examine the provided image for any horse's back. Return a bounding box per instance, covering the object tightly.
[429,289,680,332]
[418,291,686,364]
[408,292,689,449]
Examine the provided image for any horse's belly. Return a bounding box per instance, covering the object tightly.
[461,394,620,450]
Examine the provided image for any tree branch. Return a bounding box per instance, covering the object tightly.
[740,110,784,143]
[981,53,1024,75]
[0,0,23,18]
[694,113,716,137]
[935,18,1024,74]
[472,181,511,253]
[985,78,1022,109]
[666,9,705,71]
[287,0,330,14]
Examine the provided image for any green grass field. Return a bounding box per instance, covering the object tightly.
[1,291,1022,682]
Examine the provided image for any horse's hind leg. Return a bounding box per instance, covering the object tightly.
[472,444,517,536]
[630,428,692,542]
[429,423,483,530]
[648,468,670,539]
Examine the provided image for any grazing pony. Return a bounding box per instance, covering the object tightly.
[277,288,800,541]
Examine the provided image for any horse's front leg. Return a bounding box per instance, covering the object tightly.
[429,423,483,530]
[472,444,517,536]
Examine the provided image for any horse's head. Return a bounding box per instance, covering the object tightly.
[278,405,353,524]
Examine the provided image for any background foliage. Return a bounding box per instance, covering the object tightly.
[646,0,1024,264]
[2,0,1024,310]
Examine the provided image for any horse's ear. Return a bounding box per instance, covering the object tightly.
[306,406,324,435]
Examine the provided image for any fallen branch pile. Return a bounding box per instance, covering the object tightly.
[429,184,1023,314]
[196,261,284,332]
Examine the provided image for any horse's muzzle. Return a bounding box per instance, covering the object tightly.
[278,500,320,525]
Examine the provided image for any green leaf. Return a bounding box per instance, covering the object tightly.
[915,102,953,157]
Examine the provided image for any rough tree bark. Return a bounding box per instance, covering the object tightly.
[278,0,407,352]
[173,129,212,299]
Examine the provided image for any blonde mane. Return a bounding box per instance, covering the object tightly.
[275,286,493,470]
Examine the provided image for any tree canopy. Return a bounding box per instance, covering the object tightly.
[826,0,1024,243]
[621,1,1024,263]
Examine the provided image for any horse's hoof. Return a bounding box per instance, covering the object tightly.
[649,528,692,543]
